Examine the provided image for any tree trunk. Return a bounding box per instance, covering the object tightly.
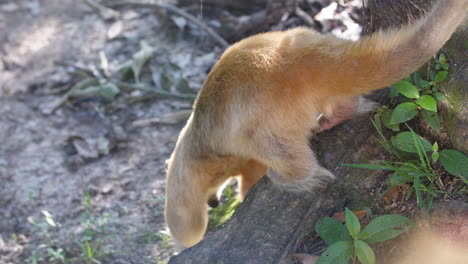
[169,1,466,263]
[437,25,468,152]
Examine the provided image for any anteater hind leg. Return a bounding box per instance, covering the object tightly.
[237,159,268,199]
[251,133,335,192]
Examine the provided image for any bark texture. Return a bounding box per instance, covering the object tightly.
[169,91,388,264]
[438,25,468,152]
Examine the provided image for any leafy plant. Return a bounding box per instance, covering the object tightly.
[26,190,114,264]
[383,53,449,132]
[74,189,113,264]
[49,42,197,113]
[346,124,467,211]
[208,185,240,230]
[349,54,468,211]
[26,211,66,264]
[315,208,414,264]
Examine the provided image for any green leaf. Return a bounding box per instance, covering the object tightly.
[359,215,415,244]
[42,210,57,227]
[316,241,353,264]
[414,170,423,208]
[433,92,446,101]
[389,85,398,97]
[390,132,432,153]
[390,103,419,124]
[434,71,448,83]
[412,73,421,87]
[435,64,441,70]
[345,208,360,238]
[155,72,172,92]
[381,110,400,131]
[421,110,441,132]
[406,126,431,171]
[438,53,447,63]
[419,80,429,88]
[432,152,439,163]
[99,81,120,101]
[385,173,411,188]
[432,142,439,152]
[175,77,193,94]
[439,150,468,179]
[429,71,436,81]
[354,240,375,264]
[394,81,420,99]
[132,42,156,83]
[442,63,449,70]
[316,217,352,245]
[415,95,437,112]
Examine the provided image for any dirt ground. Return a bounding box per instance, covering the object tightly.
[5,0,462,264]
[0,0,220,263]
[0,0,365,262]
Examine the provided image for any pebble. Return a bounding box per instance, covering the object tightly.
[1,3,19,12]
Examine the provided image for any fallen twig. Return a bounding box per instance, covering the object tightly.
[48,78,100,114]
[105,1,229,48]
[84,0,119,20]
[127,91,197,104]
[112,80,197,100]
[131,109,192,128]
[295,6,315,27]
[54,61,95,78]
[47,77,196,114]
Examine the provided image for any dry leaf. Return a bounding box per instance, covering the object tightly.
[332,209,369,222]
[293,253,319,264]
[107,20,123,39]
[69,136,99,159]
[383,185,402,204]
[352,210,369,220]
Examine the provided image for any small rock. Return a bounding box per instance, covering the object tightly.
[0,158,8,166]
[107,20,123,39]
[1,3,19,12]
[100,183,114,195]
[17,234,28,245]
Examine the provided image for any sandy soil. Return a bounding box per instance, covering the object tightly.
[0,0,218,263]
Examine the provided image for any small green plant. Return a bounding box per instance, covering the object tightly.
[208,187,240,230]
[382,53,449,132]
[26,210,67,264]
[346,124,467,211]
[348,54,468,211]
[50,42,197,113]
[26,190,114,264]
[315,208,414,264]
[74,189,113,264]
